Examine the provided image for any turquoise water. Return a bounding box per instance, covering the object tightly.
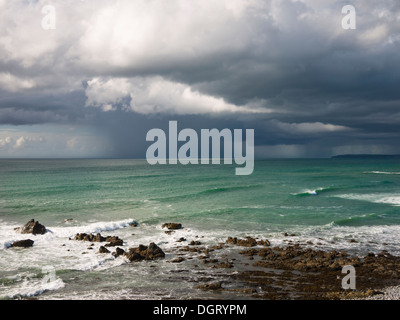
[1,159,400,299]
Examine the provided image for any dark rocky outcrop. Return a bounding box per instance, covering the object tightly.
[189,240,202,246]
[226,236,257,247]
[98,246,110,254]
[11,239,34,248]
[113,247,125,258]
[162,223,182,230]
[226,236,270,247]
[104,236,124,247]
[124,242,165,262]
[19,219,47,235]
[73,233,124,247]
[74,233,106,242]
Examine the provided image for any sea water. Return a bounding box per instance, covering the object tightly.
[0,159,399,299]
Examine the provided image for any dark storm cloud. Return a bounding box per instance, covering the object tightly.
[1,0,400,157]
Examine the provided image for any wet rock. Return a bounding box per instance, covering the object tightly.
[74,233,124,247]
[189,240,202,246]
[177,237,186,242]
[171,257,185,263]
[257,239,271,246]
[195,282,222,291]
[11,239,34,248]
[226,236,257,247]
[98,246,110,254]
[19,219,47,235]
[74,233,106,242]
[215,261,234,268]
[113,247,125,258]
[105,236,124,247]
[124,242,165,262]
[162,223,182,230]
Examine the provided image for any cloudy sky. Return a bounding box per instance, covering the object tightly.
[0,0,399,158]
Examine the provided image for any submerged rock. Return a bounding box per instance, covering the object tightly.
[11,239,34,248]
[19,219,47,235]
[195,282,222,291]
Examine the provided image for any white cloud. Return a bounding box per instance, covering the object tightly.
[0,126,112,158]
[85,76,271,115]
[272,120,352,134]
[14,136,26,149]
[0,73,36,92]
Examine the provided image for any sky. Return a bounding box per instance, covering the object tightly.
[0,0,399,158]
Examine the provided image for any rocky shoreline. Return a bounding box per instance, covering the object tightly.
[8,219,400,300]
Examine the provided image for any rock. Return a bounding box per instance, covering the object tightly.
[20,219,47,235]
[98,246,110,254]
[129,222,138,227]
[215,261,234,268]
[189,240,202,246]
[177,237,186,242]
[162,223,182,230]
[74,233,106,242]
[124,242,165,262]
[146,242,166,260]
[257,239,271,246]
[124,251,143,262]
[11,239,34,248]
[113,247,125,257]
[226,236,257,247]
[171,257,185,263]
[74,233,124,247]
[195,282,222,290]
[105,236,124,247]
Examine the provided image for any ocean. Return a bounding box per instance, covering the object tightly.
[1,159,400,299]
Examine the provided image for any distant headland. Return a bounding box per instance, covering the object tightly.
[332,154,400,159]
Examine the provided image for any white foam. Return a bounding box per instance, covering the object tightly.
[1,277,65,299]
[364,171,400,175]
[335,193,400,206]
